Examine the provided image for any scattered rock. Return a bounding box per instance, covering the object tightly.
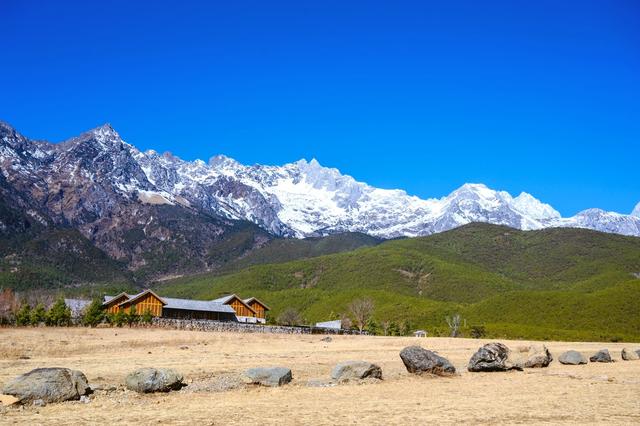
[179,346,189,350]
[331,361,382,381]
[468,342,523,372]
[0,394,20,406]
[79,395,90,404]
[621,348,640,361]
[241,367,292,387]
[320,336,332,343]
[590,349,613,363]
[2,368,91,403]
[399,346,456,376]
[18,356,30,360]
[32,399,46,407]
[124,368,184,393]
[306,379,336,388]
[523,344,553,368]
[558,350,588,365]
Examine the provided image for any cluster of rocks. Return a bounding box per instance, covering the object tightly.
[2,344,638,407]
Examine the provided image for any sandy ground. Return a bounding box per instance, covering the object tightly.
[0,327,639,425]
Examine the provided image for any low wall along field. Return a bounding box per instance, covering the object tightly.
[0,327,639,424]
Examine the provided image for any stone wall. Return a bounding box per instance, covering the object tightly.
[152,318,365,335]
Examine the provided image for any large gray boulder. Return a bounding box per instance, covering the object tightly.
[125,368,184,393]
[468,342,523,372]
[2,367,91,403]
[589,349,613,363]
[523,344,553,368]
[621,348,640,361]
[331,361,382,381]
[399,346,456,376]
[242,367,292,387]
[558,350,588,365]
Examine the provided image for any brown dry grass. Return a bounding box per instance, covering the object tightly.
[0,327,639,425]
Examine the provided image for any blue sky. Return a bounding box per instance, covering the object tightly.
[2,0,639,215]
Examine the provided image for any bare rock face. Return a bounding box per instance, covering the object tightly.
[589,349,613,363]
[621,348,640,361]
[2,368,91,403]
[399,346,456,376]
[241,367,292,387]
[331,361,382,381]
[468,343,523,372]
[125,368,184,393]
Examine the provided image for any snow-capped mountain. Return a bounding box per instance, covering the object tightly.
[2,121,639,243]
[632,202,640,218]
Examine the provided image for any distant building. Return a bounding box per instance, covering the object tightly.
[315,319,342,330]
[102,290,269,323]
[413,330,427,337]
[64,298,91,319]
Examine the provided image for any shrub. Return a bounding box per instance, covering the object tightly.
[109,310,126,327]
[125,306,139,327]
[277,308,303,326]
[82,298,105,327]
[140,309,153,324]
[15,303,31,326]
[30,303,47,325]
[470,325,486,339]
[46,298,71,326]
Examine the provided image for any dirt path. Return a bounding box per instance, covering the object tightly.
[1,327,638,425]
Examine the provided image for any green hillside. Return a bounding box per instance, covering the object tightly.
[156,223,640,341]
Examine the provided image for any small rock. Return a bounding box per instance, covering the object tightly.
[0,394,20,406]
[400,346,456,376]
[2,368,91,403]
[320,336,332,343]
[179,346,189,350]
[79,395,90,404]
[558,350,588,365]
[18,356,30,360]
[590,349,613,363]
[241,367,292,387]
[621,348,640,361]
[468,342,523,372]
[125,368,184,393]
[331,361,382,381]
[32,399,46,407]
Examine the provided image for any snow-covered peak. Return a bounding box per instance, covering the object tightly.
[512,192,561,220]
[632,202,640,218]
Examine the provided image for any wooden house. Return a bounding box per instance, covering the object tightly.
[210,294,262,323]
[243,297,270,323]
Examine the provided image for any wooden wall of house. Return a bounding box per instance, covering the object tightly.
[105,295,129,314]
[229,298,254,317]
[121,293,163,317]
[249,302,266,319]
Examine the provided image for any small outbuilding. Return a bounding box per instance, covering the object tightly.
[413,330,427,338]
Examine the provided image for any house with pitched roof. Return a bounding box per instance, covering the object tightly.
[102,290,269,323]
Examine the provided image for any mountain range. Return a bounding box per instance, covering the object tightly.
[1,121,639,282]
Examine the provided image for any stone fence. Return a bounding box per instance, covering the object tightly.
[152,318,366,335]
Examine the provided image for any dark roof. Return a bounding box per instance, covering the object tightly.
[162,297,236,314]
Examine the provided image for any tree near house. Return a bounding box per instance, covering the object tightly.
[46,298,71,326]
[15,303,31,326]
[277,308,303,326]
[30,303,47,325]
[348,297,375,332]
[82,298,105,327]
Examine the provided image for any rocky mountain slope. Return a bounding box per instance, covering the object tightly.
[1,120,639,282]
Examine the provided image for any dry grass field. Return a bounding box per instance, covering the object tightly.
[0,327,639,425]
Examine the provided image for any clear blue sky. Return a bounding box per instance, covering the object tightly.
[2,0,639,215]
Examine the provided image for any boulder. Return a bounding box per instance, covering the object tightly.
[558,350,588,365]
[331,361,382,381]
[0,394,20,406]
[2,367,91,403]
[241,367,292,387]
[589,349,613,363]
[468,342,523,372]
[399,346,456,376]
[125,368,184,393]
[621,348,640,361]
[523,344,553,368]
